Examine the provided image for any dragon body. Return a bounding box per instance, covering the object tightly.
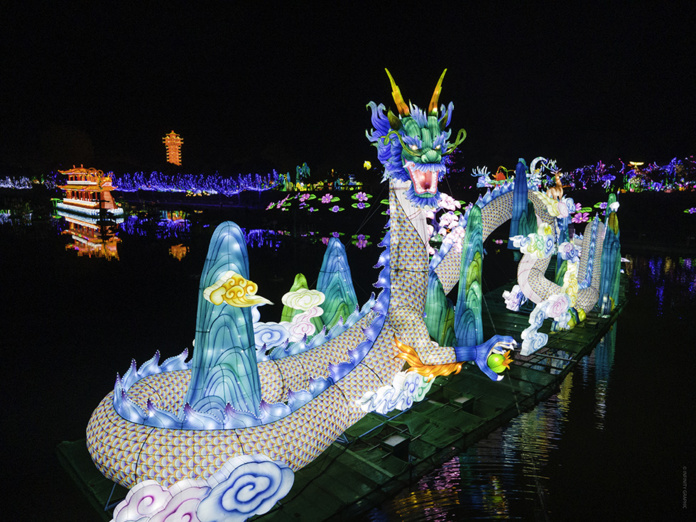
[87,71,616,522]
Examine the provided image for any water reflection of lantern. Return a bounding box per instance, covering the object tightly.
[163,130,183,166]
[169,243,189,261]
[65,225,121,260]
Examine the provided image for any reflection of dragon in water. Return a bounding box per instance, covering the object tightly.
[87,71,616,521]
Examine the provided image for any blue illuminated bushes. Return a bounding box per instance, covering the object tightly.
[112,170,281,195]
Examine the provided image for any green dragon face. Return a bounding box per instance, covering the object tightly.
[366,69,466,207]
[399,113,449,198]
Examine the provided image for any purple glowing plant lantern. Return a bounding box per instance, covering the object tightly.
[572,212,589,224]
[321,232,341,246]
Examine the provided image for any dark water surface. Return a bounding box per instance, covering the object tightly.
[1,194,694,521]
[367,255,696,521]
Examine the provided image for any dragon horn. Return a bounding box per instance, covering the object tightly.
[385,68,410,116]
[428,69,447,115]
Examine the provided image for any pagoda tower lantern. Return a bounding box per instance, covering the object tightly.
[163,130,183,166]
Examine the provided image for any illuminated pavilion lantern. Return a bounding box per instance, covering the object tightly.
[628,161,644,173]
[55,165,124,259]
[163,130,183,166]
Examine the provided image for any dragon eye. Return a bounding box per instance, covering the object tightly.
[410,145,418,151]
[435,145,441,150]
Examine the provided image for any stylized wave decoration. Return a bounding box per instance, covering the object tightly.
[111,455,293,522]
[254,322,289,352]
[356,370,434,414]
[520,293,572,356]
[511,224,555,259]
[265,301,370,361]
[502,284,528,311]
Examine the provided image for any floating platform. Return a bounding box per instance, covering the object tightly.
[58,278,627,521]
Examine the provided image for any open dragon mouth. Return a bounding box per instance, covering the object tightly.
[404,161,444,197]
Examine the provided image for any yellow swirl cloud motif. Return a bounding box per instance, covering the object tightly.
[204,271,273,307]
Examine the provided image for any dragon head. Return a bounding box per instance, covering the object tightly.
[366,69,466,207]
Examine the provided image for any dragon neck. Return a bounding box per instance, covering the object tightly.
[386,180,431,314]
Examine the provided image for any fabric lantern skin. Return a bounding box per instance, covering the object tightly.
[184,221,264,418]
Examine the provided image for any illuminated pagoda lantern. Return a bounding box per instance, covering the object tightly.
[628,161,645,174]
[56,165,124,259]
[163,130,183,166]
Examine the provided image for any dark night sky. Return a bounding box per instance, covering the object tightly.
[2,1,695,176]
